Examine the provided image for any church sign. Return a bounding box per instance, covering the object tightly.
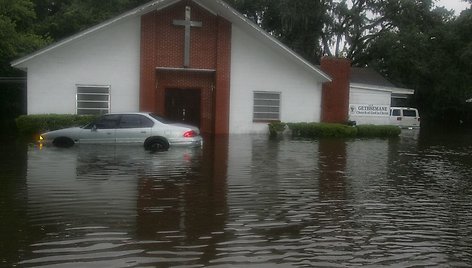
[349,104,389,116]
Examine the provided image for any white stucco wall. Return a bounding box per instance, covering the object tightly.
[21,16,141,115]
[229,26,324,134]
[349,86,391,125]
[18,12,324,134]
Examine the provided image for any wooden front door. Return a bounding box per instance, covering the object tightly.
[165,88,201,128]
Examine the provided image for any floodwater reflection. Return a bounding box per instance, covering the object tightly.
[1,130,472,267]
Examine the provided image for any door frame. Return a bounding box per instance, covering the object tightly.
[164,87,202,128]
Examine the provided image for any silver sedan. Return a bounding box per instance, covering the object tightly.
[39,112,203,151]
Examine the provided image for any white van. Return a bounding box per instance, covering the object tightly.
[389,107,420,128]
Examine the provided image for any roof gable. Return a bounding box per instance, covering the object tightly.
[11,0,330,82]
[350,67,395,88]
[350,67,414,95]
[11,0,178,68]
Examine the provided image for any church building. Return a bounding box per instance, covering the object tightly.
[12,0,411,134]
[11,0,337,135]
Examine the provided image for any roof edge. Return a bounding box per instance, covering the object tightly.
[212,0,331,82]
[12,0,332,83]
[11,0,178,67]
[351,82,414,94]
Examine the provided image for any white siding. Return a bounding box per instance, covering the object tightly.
[19,13,326,134]
[23,17,141,115]
[349,86,391,125]
[229,25,323,134]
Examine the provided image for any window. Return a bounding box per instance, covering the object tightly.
[76,85,110,115]
[94,114,120,129]
[150,113,171,124]
[253,91,280,121]
[119,114,154,128]
[403,110,417,117]
[391,109,401,116]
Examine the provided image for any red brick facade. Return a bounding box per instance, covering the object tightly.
[320,57,351,123]
[140,1,231,134]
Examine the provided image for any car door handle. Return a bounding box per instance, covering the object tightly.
[140,131,147,134]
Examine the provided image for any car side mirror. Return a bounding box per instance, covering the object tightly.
[91,124,98,132]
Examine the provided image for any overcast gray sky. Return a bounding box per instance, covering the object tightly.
[436,0,470,15]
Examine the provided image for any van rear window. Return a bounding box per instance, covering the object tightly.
[403,110,417,117]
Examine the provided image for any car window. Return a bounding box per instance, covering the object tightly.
[119,114,154,128]
[391,109,401,116]
[82,122,94,129]
[403,110,417,117]
[149,113,171,124]
[94,114,120,129]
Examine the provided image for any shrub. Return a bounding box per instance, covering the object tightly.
[268,122,287,137]
[356,124,401,138]
[16,114,97,137]
[287,122,358,138]
[279,122,401,139]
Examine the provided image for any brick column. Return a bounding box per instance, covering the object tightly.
[214,17,231,135]
[139,3,231,135]
[140,12,157,113]
[320,57,351,123]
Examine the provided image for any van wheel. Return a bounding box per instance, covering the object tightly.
[144,137,169,152]
[53,137,75,148]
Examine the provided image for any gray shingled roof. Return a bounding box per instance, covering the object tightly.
[350,67,395,88]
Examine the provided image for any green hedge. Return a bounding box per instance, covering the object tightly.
[268,121,287,137]
[269,122,401,139]
[16,114,97,137]
[287,122,358,138]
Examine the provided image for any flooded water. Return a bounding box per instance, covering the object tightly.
[1,129,472,267]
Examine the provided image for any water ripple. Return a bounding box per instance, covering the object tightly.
[2,133,472,267]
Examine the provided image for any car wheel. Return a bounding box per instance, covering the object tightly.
[144,137,170,152]
[52,137,75,148]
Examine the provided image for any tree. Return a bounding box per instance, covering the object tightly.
[32,0,150,41]
[228,0,327,62]
[0,0,49,75]
[321,0,388,61]
[228,0,436,64]
[360,1,472,125]
[0,0,50,133]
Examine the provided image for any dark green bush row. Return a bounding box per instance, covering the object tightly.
[268,121,287,137]
[269,122,401,138]
[287,122,358,138]
[16,114,97,136]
